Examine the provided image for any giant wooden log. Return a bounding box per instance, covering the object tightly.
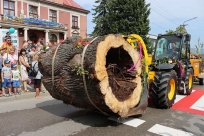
[38,34,143,117]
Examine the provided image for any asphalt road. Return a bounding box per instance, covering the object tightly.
[0,83,204,136]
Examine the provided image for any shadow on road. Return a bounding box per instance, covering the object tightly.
[36,100,119,127]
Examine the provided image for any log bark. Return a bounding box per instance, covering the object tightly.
[39,34,142,117]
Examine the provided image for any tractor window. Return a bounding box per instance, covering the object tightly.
[181,39,190,59]
[155,38,167,58]
[181,44,187,58]
[155,35,181,60]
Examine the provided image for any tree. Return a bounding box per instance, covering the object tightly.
[92,0,111,36]
[92,0,151,44]
[166,26,187,35]
[175,26,187,34]
[195,38,203,55]
[166,29,175,35]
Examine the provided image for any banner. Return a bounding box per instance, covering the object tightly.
[0,29,19,56]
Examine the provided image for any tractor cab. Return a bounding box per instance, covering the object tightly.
[154,33,191,62]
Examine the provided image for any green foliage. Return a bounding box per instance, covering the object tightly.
[150,56,169,70]
[195,38,203,55]
[175,26,187,34]
[146,37,154,54]
[92,0,151,43]
[43,46,46,51]
[72,65,88,76]
[166,29,175,35]
[92,0,111,36]
[166,26,187,35]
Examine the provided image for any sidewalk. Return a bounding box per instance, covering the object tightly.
[0,84,50,102]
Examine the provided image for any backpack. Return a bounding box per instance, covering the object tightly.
[29,62,38,77]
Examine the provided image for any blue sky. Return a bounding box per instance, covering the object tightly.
[75,0,204,48]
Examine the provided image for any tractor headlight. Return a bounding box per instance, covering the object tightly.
[168,59,173,64]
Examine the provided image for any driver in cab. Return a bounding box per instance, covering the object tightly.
[171,43,179,55]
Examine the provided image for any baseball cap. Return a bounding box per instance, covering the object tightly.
[4,60,10,64]
[11,63,17,68]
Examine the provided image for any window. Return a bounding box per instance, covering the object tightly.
[3,0,15,16]
[49,10,57,22]
[29,5,38,18]
[72,16,78,27]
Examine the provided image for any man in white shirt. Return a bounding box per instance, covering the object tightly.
[46,42,53,50]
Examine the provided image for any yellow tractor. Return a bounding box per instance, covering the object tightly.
[125,33,196,109]
[190,54,204,85]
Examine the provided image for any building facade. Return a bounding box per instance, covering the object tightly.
[0,0,89,48]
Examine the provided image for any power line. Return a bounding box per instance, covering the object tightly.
[151,8,179,26]
[186,26,198,43]
[150,22,166,30]
[150,0,182,24]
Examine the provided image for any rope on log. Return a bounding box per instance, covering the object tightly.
[81,37,108,115]
[52,43,62,95]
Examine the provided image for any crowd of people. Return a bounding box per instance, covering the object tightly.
[0,32,54,99]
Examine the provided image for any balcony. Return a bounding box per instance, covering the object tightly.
[0,14,68,30]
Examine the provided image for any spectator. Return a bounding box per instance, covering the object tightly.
[1,60,12,97]
[0,52,3,96]
[29,45,38,64]
[46,42,53,50]
[40,39,44,46]
[1,36,14,54]
[3,47,18,65]
[29,45,38,84]
[27,40,33,51]
[6,32,11,38]
[32,54,43,99]
[11,63,21,95]
[36,42,43,52]
[53,42,57,46]
[19,48,30,92]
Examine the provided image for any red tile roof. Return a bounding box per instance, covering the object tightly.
[63,0,85,10]
[44,0,89,13]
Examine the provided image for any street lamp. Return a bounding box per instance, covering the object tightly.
[179,17,197,32]
[183,17,197,26]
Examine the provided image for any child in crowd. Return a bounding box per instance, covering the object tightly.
[1,60,12,96]
[11,64,21,95]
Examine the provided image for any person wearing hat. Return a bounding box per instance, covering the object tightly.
[11,63,21,95]
[19,48,30,92]
[1,60,12,97]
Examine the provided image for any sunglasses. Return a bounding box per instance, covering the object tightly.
[7,40,11,41]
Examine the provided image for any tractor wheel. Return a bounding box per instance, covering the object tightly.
[151,70,177,109]
[178,68,193,95]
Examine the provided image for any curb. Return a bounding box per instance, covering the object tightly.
[0,91,50,103]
